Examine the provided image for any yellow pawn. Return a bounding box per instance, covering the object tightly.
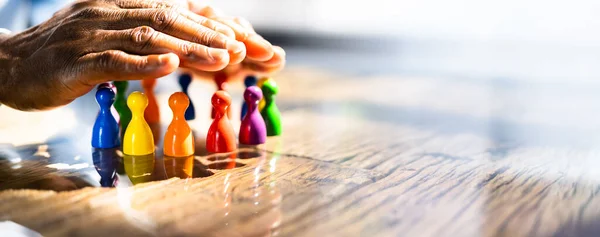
[123,91,155,156]
[257,77,271,111]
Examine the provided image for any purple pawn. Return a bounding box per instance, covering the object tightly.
[239,86,267,145]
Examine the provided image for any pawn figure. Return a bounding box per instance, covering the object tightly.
[97,82,120,121]
[123,91,155,156]
[92,88,120,148]
[261,80,282,136]
[257,77,271,112]
[114,81,132,137]
[142,79,160,124]
[240,75,257,120]
[212,73,232,118]
[164,92,195,157]
[178,73,196,120]
[239,86,267,145]
[206,91,237,153]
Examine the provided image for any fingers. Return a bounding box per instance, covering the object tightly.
[232,16,256,32]
[187,2,221,18]
[78,50,179,82]
[111,0,283,73]
[114,0,176,10]
[190,46,285,82]
[116,1,235,38]
[212,16,274,61]
[184,3,274,61]
[263,46,286,67]
[96,27,230,71]
[111,1,245,64]
[245,46,286,73]
[244,34,275,61]
[175,11,247,64]
[110,9,244,64]
[212,17,250,41]
[175,8,235,39]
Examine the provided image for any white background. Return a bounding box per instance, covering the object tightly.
[211,0,600,46]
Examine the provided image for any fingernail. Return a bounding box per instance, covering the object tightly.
[157,54,171,65]
[238,29,250,41]
[276,46,286,56]
[208,48,229,62]
[143,55,162,70]
[250,34,272,49]
[226,40,246,55]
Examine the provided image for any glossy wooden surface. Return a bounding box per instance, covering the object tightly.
[1,66,600,236]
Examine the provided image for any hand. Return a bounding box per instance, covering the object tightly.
[0,0,246,111]
[182,2,286,81]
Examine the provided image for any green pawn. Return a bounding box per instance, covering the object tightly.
[260,80,282,136]
[113,81,132,139]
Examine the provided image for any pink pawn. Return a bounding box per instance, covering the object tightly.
[239,86,267,145]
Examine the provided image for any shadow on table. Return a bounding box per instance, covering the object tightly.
[113,149,265,187]
[0,143,95,192]
[0,127,268,191]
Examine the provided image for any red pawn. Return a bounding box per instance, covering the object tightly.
[206,91,237,153]
[212,73,232,119]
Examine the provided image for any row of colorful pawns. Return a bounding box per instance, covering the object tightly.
[91,75,281,157]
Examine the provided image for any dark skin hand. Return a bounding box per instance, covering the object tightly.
[0,0,285,111]
[184,2,286,80]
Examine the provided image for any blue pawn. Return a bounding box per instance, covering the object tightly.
[178,73,196,120]
[92,87,120,148]
[92,148,119,187]
[241,75,257,120]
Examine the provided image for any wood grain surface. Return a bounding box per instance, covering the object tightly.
[1,66,600,237]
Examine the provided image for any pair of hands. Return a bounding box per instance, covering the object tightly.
[0,0,285,111]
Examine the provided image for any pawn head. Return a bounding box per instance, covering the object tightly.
[98,82,115,90]
[244,86,263,104]
[178,73,192,87]
[261,80,278,98]
[169,92,190,115]
[96,87,116,108]
[127,91,148,114]
[244,75,257,87]
[257,77,270,87]
[211,90,232,113]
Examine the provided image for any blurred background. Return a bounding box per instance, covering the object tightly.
[209,0,600,83]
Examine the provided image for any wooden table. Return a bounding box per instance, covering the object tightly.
[1,66,600,237]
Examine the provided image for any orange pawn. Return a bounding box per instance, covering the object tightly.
[206,91,236,153]
[164,92,195,157]
[142,79,160,124]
